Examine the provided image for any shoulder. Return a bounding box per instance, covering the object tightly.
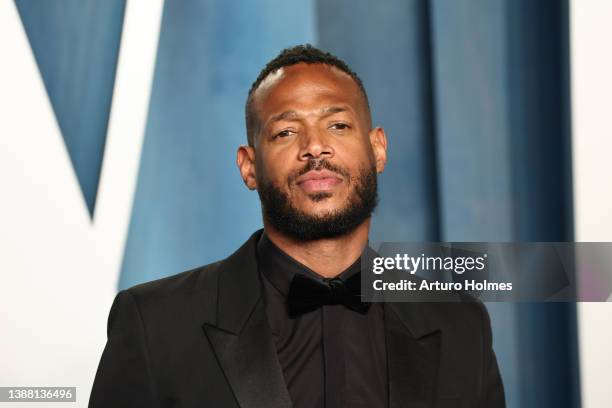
[388,289,491,342]
[429,292,491,334]
[116,229,262,317]
[415,277,492,331]
[122,259,224,310]
[126,229,263,297]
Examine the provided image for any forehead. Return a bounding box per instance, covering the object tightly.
[252,63,365,118]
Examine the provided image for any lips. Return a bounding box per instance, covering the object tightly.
[295,170,343,193]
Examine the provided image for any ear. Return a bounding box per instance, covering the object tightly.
[236,145,257,190]
[369,126,388,173]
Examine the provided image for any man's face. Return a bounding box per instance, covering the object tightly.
[238,63,387,240]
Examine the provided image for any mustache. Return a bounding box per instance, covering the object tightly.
[287,158,350,185]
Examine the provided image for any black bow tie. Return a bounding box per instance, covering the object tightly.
[287,272,370,318]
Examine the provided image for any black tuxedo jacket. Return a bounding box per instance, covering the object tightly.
[89,229,505,408]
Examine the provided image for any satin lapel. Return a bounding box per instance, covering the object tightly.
[385,302,442,408]
[199,229,292,408]
[203,300,291,408]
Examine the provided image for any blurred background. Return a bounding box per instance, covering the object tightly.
[1,0,611,407]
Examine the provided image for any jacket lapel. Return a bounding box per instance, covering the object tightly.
[385,302,442,408]
[196,230,444,408]
[199,230,292,408]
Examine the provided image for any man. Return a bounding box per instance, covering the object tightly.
[90,45,505,408]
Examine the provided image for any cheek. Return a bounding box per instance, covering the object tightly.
[339,134,373,158]
[256,153,291,187]
[254,151,272,185]
[340,145,374,174]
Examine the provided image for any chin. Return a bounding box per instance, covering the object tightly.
[300,202,345,217]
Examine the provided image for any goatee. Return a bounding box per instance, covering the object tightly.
[257,159,378,241]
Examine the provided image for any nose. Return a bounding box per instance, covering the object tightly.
[298,126,334,161]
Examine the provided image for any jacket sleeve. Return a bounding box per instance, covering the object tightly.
[476,301,506,408]
[89,290,159,408]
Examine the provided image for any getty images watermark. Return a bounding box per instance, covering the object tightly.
[361,242,612,302]
[369,251,512,292]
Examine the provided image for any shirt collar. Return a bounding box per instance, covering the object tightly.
[256,230,362,297]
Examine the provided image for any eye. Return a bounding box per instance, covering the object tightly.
[329,123,350,131]
[274,129,296,139]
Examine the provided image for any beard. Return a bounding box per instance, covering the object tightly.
[256,158,378,241]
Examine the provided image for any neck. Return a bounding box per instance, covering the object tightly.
[263,219,370,279]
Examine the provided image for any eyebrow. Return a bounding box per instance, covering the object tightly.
[320,106,347,116]
[268,106,349,124]
[269,110,299,123]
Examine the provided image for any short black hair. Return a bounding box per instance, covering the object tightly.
[245,44,371,146]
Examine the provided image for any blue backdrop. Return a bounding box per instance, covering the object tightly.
[15,0,580,406]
